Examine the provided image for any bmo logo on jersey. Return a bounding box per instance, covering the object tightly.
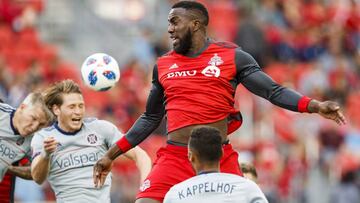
[167,70,197,78]
[167,54,223,78]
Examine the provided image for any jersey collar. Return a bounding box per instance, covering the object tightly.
[10,109,20,135]
[54,121,82,136]
[197,170,218,175]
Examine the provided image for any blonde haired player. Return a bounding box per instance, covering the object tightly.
[0,93,53,202]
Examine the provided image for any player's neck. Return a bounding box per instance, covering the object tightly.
[186,35,208,57]
[195,162,220,175]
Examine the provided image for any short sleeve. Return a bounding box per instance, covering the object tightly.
[31,133,45,160]
[95,120,123,148]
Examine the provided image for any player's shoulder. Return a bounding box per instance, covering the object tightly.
[218,172,251,181]
[170,176,199,190]
[83,117,116,129]
[0,102,15,113]
[160,50,175,58]
[211,40,239,49]
[35,124,56,135]
[83,117,98,124]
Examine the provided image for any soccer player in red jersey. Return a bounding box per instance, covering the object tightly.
[94,1,346,203]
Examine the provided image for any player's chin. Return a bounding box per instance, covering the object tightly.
[70,121,82,130]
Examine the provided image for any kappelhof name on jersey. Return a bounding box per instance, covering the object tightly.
[166,54,223,79]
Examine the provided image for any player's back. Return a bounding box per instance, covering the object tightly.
[164,172,268,203]
[31,118,123,203]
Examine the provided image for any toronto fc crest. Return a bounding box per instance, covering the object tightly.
[208,54,223,66]
[202,54,222,77]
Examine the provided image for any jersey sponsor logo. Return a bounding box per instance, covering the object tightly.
[139,179,150,192]
[167,70,197,78]
[86,134,98,144]
[0,140,17,160]
[55,151,101,169]
[201,66,220,77]
[177,181,236,200]
[169,63,179,69]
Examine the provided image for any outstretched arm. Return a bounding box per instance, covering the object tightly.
[235,48,346,125]
[123,146,152,183]
[94,65,165,188]
[7,166,32,180]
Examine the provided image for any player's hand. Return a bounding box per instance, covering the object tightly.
[43,137,58,158]
[315,101,346,125]
[93,155,113,188]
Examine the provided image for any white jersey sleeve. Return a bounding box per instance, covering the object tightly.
[164,173,268,203]
[92,119,123,147]
[31,130,45,160]
[0,103,32,181]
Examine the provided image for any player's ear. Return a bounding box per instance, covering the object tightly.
[191,20,201,32]
[19,103,27,110]
[188,150,194,162]
[52,105,60,117]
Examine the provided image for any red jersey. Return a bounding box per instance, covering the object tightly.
[157,42,238,133]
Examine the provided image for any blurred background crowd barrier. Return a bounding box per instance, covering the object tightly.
[0,0,359,202]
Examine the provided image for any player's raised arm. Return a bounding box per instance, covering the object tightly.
[31,136,58,184]
[123,146,152,183]
[234,48,346,125]
[94,65,165,188]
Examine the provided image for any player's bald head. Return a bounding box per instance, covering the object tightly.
[172,1,209,26]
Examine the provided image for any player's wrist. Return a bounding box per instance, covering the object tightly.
[106,144,124,161]
[115,137,132,154]
[307,99,320,113]
[298,96,313,113]
[41,150,51,159]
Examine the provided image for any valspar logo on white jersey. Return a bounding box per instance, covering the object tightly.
[201,54,223,77]
[167,70,197,78]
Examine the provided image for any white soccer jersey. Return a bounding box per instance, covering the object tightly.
[0,103,32,181]
[164,172,269,203]
[31,118,123,203]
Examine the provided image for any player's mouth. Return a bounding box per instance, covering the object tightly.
[170,36,179,46]
[71,118,82,125]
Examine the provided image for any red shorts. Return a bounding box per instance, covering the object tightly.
[0,173,15,203]
[136,142,242,202]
